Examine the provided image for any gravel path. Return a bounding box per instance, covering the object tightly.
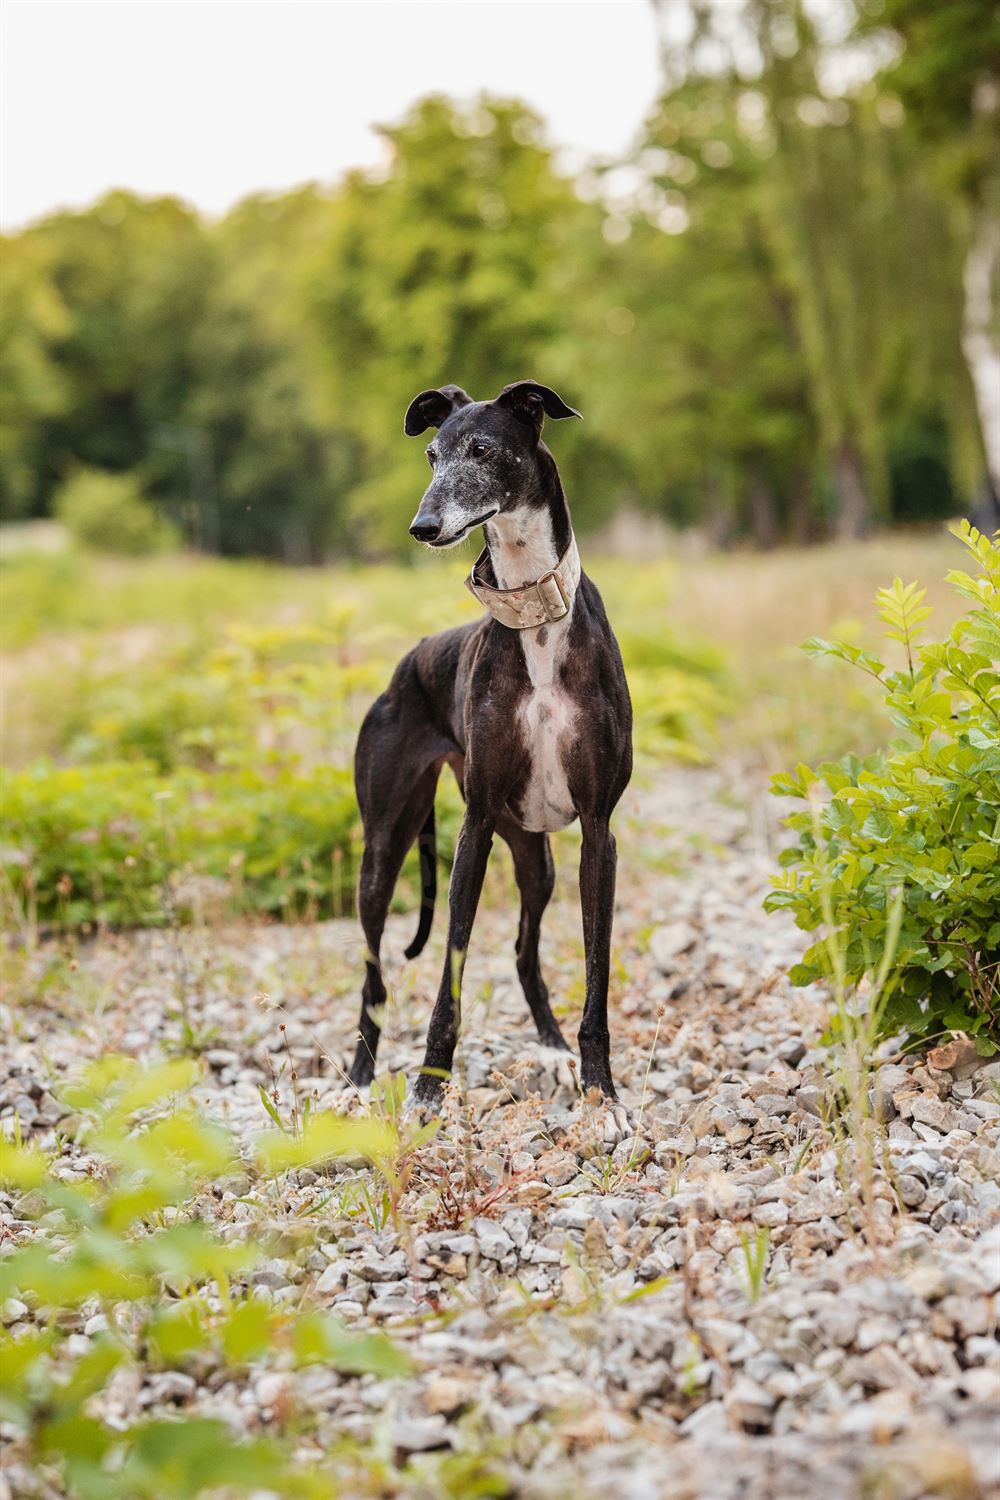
[3,765,999,1499]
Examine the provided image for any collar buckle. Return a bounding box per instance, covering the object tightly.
[534,569,570,623]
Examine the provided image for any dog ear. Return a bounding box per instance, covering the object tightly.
[494,380,582,430]
[403,385,474,436]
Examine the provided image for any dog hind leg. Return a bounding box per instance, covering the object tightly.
[348,762,440,1089]
[411,809,495,1106]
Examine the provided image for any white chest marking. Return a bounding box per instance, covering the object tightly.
[486,508,578,834]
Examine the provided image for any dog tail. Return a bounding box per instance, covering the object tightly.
[404,806,437,959]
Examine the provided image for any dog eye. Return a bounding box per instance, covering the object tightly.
[426,449,437,467]
[471,442,492,458]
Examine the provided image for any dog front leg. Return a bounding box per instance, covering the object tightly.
[411,810,494,1108]
[577,817,618,1099]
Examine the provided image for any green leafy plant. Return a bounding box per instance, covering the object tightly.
[766,522,1000,1053]
[0,1058,409,1500]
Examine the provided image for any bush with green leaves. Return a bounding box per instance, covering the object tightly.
[1,622,467,931]
[0,1057,410,1500]
[1,758,366,929]
[766,522,1000,1053]
[54,467,179,556]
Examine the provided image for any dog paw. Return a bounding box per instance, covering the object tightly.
[403,1077,444,1123]
[581,1096,637,1149]
[536,1044,579,1101]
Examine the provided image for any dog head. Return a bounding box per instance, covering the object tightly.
[404,380,581,548]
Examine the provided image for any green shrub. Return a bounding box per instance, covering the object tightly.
[1,759,361,928]
[1,758,464,933]
[0,1057,408,1500]
[618,631,730,762]
[54,467,179,556]
[765,522,1000,1054]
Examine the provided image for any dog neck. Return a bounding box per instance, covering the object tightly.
[484,507,564,591]
[485,446,572,588]
[468,459,579,630]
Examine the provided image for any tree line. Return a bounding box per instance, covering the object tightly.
[1,0,996,560]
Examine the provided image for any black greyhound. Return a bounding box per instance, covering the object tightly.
[348,380,633,1126]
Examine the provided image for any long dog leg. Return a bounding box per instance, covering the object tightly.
[576,816,618,1098]
[411,810,494,1106]
[499,819,567,1050]
[349,762,439,1088]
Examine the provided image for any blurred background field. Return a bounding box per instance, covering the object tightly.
[0,530,958,935]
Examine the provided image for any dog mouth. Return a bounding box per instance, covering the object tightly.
[428,508,499,548]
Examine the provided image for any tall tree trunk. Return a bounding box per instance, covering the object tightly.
[962,208,1000,518]
[747,464,779,548]
[786,464,813,545]
[704,472,736,549]
[833,441,871,540]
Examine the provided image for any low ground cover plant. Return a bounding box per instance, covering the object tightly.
[0,1057,412,1499]
[766,521,1000,1054]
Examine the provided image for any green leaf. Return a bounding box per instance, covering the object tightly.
[256,1111,396,1173]
[291,1311,411,1377]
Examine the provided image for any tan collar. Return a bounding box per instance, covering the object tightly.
[465,534,581,630]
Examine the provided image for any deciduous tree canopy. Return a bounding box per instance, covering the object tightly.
[2,2,995,556]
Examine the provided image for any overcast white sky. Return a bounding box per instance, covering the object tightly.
[0,0,662,230]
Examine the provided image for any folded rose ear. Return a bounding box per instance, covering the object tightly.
[403,384,474,436]
[494,380,582,431]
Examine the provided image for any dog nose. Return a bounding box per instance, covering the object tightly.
[409,518,441,543]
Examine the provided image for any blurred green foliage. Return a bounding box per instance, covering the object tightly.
[0,1056,425,1499]
[0,552,728,933]
[1,0,996,556]
[54,466,179,556]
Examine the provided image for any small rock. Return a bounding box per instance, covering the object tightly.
[856,1315,900,1351]
[794,1086,824,1119]
[898,1174,927,1207]
[358,1249,407,1282]
[724,1375,775,1429]
[255,1373,291,1416]
[393,1417,451,1454]
[927,1036,983,1077]
[316,1261,348,1294]
[814,1302,858,1348]
[148,1371,197,1406]
[777,1037,806,1068]
[473,1218,514,1261]
[648,922,697,974]
[424,1376,475,1417]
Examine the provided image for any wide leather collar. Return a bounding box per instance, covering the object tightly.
[465,534,581,630]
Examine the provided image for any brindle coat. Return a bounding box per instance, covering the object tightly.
[349,381,632,1109]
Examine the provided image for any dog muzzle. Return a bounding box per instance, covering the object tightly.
[465,535,581,629]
